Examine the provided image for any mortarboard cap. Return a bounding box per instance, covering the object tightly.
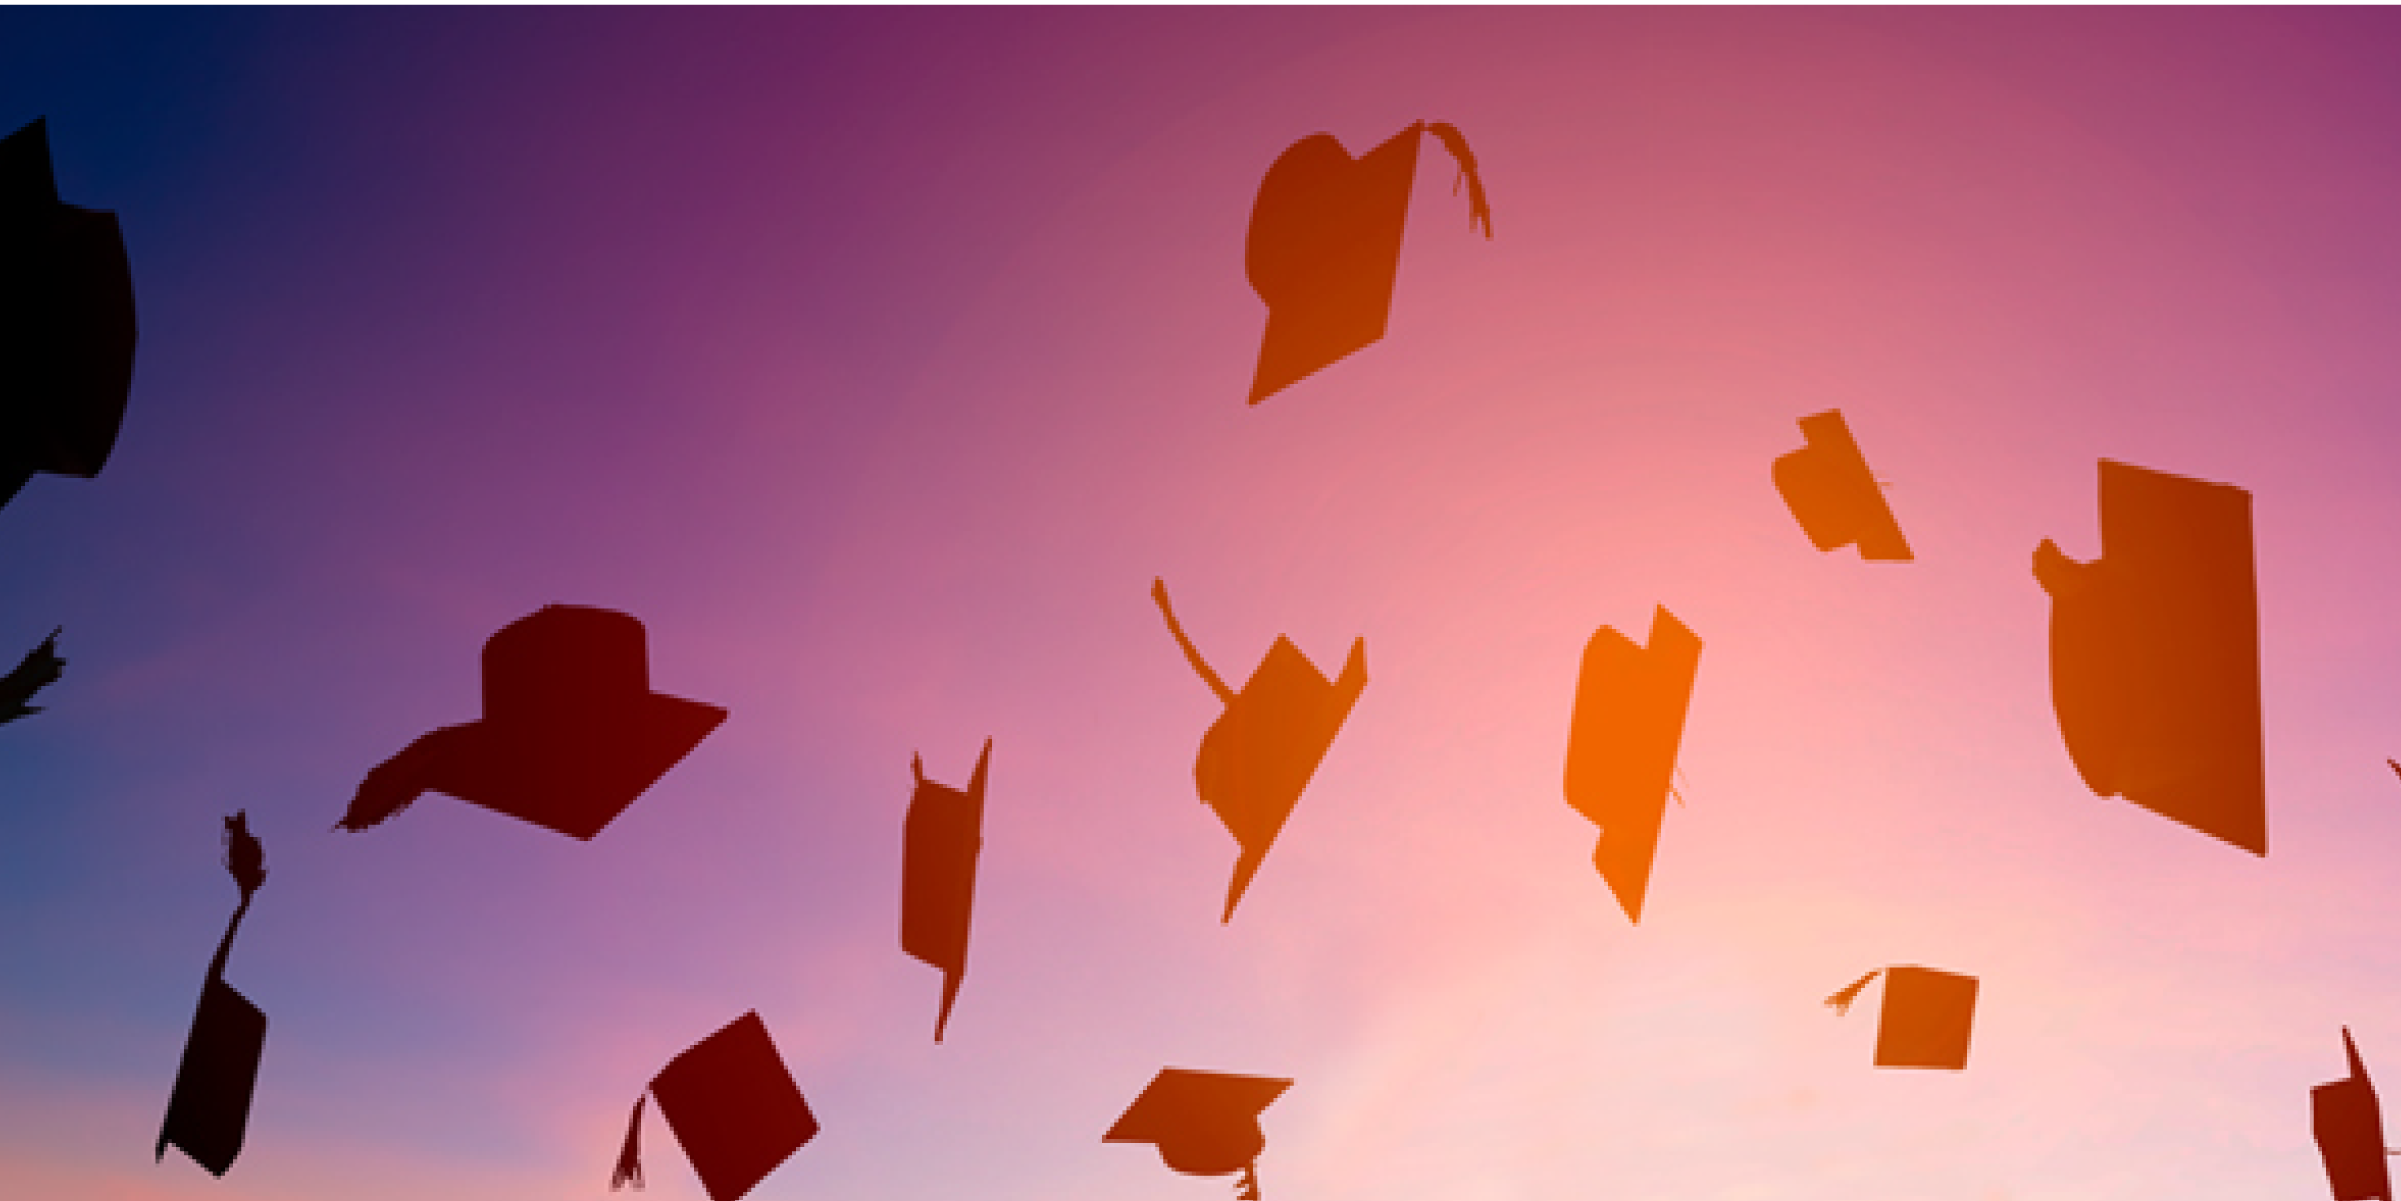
[1772,410,1911,561]
[1563,606,1702,924]
[1824,965,1977,1070]
[1106,1067,1292,1198]
[900,738,991,1042]
[613,1011,816,1201]
[1245,120,1491,405]
[1153,580,1366,922]
[2035,460,2264,854]
[157,812,269,1176]
[0,624,61,723]
[2313,1027,2394,1201]
[0,118,137,512]
[336,605,728,839]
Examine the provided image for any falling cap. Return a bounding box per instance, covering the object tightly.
[1772,410,1911,561]
[613,1011,817,1201]
[1107,1067,1292,1196]
[157,813,270,1177]
[2313,1027,2394,1201]
[1825,965,1978,1070]
[900,738,991,1042]
[1563,606,1703,924]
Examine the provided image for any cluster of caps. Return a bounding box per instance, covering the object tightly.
[2,110,2346,1196]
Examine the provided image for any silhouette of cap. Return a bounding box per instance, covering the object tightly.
[0,624,61,723]
[1153,580,1366,921]
[157,813,270,1177]
[900,738,990,1042]
[1772,410,1911,561]
[612,1011,816,1201]
[0,118,136,511]
[2314,1027,2393,1201]
[1106,1067,1291,1196]
[2036,460,2263,854]
[1824,965,1977,1070]
[1563,606,1702,924]
[1246,120,1490,404]
[337,605,728,839]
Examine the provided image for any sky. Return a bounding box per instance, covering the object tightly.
[5,7,2401,1200]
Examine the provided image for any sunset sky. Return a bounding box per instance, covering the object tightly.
[8,8,2401,1200]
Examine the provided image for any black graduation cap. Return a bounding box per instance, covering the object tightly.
[1772,410,1911,561]
[900,738,990,1042]
[336,605,728,839]
[0,624,62,723]
[1245,120,1491,404]
[1153,579,1367,922]
[0,118,137,512]
[612,1011,817,1201]
[1824,965,1978,1070]
[157,813,269,1177]
[1563,607,1702,924]
[1106,1068,1292,1200]
[2035,459,2264,854]
[2314,1027,2394,1201]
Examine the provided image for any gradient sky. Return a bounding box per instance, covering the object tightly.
[8,8,2401,1200]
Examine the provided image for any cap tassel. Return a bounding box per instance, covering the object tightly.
[610,1094,646,1191]
[1236,1163,1262,1201]
[1423,121,1493,239]
[1825,969,1882,1015]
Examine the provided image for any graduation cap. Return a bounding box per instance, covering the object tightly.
[0,118,137,512]
[0,624,61,723]
[2035,459,2264,854]
[1824,965,1977,1070]
[1772,410,1911,561]
[1153,579,1366,922]
[900,738,990,1042]
[1106,1068,1292,1200]
[2315,1027,2395,1201]
[1245,120,1491,404]
[157,812,269,1177]
[336,605,728,839]
[1563,606,1702,924]
[612,1011,816,1201]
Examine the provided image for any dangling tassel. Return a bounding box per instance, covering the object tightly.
[1235,1162,1262,1201]
[1825,969,1882,1015]
[610,1094,646,1191]
[1423,122,1493,240]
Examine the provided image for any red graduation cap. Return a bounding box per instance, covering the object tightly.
[1106,1067,1293,1200]
[337,605,728,839]
[1772,409,1911,561]
[900,739,991,1042]
[1824,965,1978,1070]
[613,1011,817,1201]
[1245,120,1491,404]
[1563,606,1703,924]
[2036,460,2264,854]
[2313,1027,2394,1201]
[1153,580,1366,922]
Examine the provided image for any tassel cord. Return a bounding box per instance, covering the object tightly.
[1424,122,1493,239]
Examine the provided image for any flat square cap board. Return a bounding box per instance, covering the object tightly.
[1825,965,1978,1070]
[1107,1067,1293,1178]
[1563,606,1703,924]
[2314,1028,2393,1201]
[155,977,267,1177]
[614,1011,816,1201]
[1772,409,1911,561]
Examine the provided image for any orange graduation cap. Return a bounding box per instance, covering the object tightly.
[0,118,137,512]
[336,605,727,839]
[1106,1067,1293,1200]
[2035,460,2264,854]
[1153,579,1366,922]
[1245,120,1491,404]
[1824,965,1978,1070]
[157,813,269,1177]
[1563,606,1703,924]
[900,739,990,1042]
[612,1011,816,1201]
[2314,1027,2394,1201]
[1772,409,1911,561]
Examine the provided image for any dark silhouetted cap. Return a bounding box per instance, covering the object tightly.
[336,605,728,839]
[1563,606,1702,924]
[2313,1027,2393,1201]
[0,625,61,723]
[613,1011,816,1201]
[1825,965,1978,1070]
[1107,1067,1291,1197]
[0,118,136,512]
[901,738,990,1042]
[157,812,270,1177]
[1772,410,1911,561]
[1154,580,1367,922]
[2036,460,2263,854]
[1246,121,1490,405]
